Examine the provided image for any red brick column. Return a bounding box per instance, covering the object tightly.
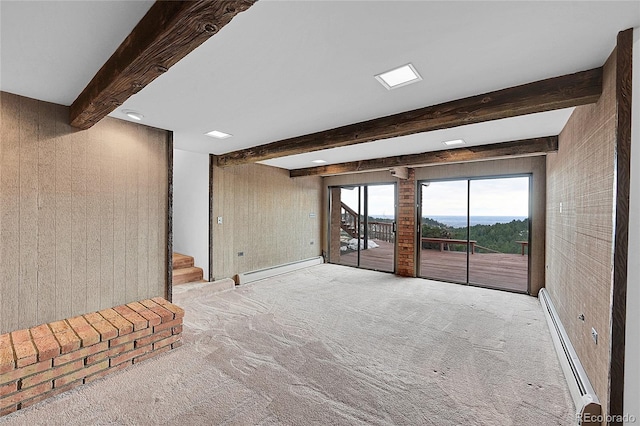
[396,169,416,277]
[329,188,342,263]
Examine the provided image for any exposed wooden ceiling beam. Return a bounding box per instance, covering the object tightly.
[289,136,558,177]
[216,68,600,167]
[70,0,255,130]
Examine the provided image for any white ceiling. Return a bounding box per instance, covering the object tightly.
[0,0,154,105]
[1,1,639,171]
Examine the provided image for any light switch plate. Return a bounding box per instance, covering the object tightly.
[217,217,223,224]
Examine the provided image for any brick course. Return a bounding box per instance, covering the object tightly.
[0,298,183,417]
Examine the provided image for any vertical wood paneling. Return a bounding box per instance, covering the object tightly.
[236,167,249,272]
[0,92,169,335]
[100,124,115,309]
[112,123,127,306]
[36,100,57,324]
[137,126,150,300]
[125,128,138,302]
[71,124,88,315]
[19,96,40,327]
[210,163,322,280]
[546,47,618,418]
[85,122,102,313]
[0,93,21,332]
[55,104,73,320]
[0,94,3,330]
[147,127,160,299]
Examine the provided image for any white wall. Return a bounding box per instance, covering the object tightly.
[624,27,640,423]
[173,149,210,280]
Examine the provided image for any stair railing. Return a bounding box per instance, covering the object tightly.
[340,202,395,243]
[340,202,359,238]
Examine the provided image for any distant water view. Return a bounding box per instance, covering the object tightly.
[370,215,528,228]
[429,216,527,228]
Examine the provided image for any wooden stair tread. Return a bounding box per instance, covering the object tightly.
[172,252,194,269]
[172,266,204,285]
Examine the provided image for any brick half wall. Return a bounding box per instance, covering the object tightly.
[0,298,183,416]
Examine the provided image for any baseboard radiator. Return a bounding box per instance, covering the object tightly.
[235,256,324,285]
[539,289,601,424]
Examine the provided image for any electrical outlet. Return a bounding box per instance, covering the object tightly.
[237,252,244,257]
[591,328,598,344]
[559,202,563,213]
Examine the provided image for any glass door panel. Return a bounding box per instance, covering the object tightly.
[361,184,395,272]
[329,184,396,272]
[419,180,469,284]
[468,177,529,292]
[338,186,360,268]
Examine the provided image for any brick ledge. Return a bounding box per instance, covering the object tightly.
[0,297,184,416]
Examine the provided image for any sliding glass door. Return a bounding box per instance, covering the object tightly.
[419,176,530,293]
[468,177,529,292]
[329,184,396,273]
[420,180,469,284]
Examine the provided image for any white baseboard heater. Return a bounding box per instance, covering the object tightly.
[235,256,324,285]
[539,289,601,425]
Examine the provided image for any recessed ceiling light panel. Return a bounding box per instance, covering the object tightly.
[312,159,327,164]
[205,130,232,139]
[442,139,466,146]
[375,63,422,90]
[122,109,144,121]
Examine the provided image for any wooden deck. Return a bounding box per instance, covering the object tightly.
[338,240,528,293]
[339,242,395,272]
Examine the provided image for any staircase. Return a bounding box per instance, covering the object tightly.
[172,253,205,285]
[340,202,359,238]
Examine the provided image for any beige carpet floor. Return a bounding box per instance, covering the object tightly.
[0,264,574,425]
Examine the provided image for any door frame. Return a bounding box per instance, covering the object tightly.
[327,182,398,273]
[417,173,532,294]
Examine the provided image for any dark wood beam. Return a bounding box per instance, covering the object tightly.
[289,136,558,177]
[70,0,256,130]
[609,27,633,426]
[217,68,600,167]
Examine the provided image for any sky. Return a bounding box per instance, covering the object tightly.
[340,176,529,217]
[423,176,530,217]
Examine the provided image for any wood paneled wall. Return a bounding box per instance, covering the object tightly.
[546,48,617,418]
[210,162,322,280]
[0,92,169,335]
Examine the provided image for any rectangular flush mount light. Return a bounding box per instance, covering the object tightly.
[442,139,466,146]
[205,130,232,139]
[375,63,422,90]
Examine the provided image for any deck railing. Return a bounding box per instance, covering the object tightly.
[340,202,395,243]
[368,221,394,242]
